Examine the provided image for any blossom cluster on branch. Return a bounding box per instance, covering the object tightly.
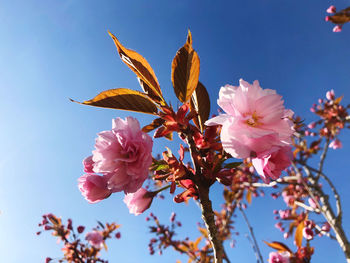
[56,30,350,263]
[37,213,121,263]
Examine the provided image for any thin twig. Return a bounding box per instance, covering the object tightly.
[238,205,264,263]
[316,137,330,182]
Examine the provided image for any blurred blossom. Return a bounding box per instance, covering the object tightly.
[329,139,342,149]
[303,227,314,240]
[269,251,290,263]
[86,231,104,248]
[326,5,336,14]
[326,89,335,100]
[333,25,342,32]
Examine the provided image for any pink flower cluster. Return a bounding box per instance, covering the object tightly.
[206,79,294,182]
[78,117,153,204]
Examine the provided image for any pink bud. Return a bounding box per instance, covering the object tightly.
[325,16,330,22]
[333,25,342,33]
[77,226,85,234]
[322,222,331,232]
[308,197,318,209]
[44,225,52,231]
[307,122,316,129]
[326,5,336,14]
[170,212,176,222]
[275,222,283,230]
[115,232,121,239]
[45,258,52,263]
[67,219,73,230]
[284,232,289,239]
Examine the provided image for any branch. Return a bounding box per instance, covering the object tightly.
[183,127,225,263]
[299,163,342,221]
[238,205,264,263]
[293,161,350,262]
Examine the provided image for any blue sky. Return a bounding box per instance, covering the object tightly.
[0,0,350,262]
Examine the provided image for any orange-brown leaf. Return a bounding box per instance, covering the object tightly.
[190,82,210,131]
[264,241,293,253]
[108,31,164,105]
[72,88,158,115]
[295,221,304,248]
[142,118,165,133]
[172,30,200,103]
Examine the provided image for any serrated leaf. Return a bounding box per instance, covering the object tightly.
[171,30,200,103]
[108,31,164,105]
[190,82,210,132]
[295,221,304,248]
[224,162,242,169]
[264,241,293,253]
[71,88,158,115]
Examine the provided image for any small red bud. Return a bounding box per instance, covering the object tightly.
[77,226,85,234]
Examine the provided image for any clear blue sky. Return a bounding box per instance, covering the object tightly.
[0,0,350,262]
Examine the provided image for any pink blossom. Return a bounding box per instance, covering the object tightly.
[86,231,104,248]
[269,251,290,263]
[327,5,336,14]
[329,139,342,149]
[252,146,293,183]
[303,227,314,240]
[78,174,111,203]
[92,117,153,194]
[123,188,154,216]
[326,89,335,100]
[205,79,294,159]
[325,16,330,22]
[333,25,342,32]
